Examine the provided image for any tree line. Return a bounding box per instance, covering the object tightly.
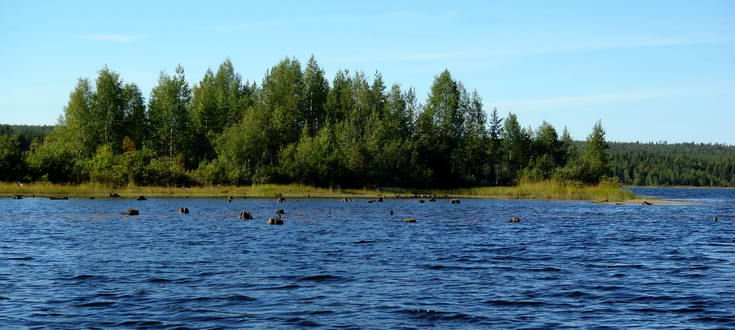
[607,142,735,186]
[0,57,613,188]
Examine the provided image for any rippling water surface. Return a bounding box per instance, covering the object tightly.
[1,188,734,328]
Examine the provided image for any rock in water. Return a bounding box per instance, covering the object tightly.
[239,211,253,220]
[267,217,284,225]
[125,209,139,216]
[179,208,189,214]
[404,218,417,223]
[137,196,147,201]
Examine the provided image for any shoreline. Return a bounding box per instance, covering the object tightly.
[625,185,735,190]
[600,199,703,205]
[1,181,636,202]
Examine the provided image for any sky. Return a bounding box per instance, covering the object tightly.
[1,0,733,143]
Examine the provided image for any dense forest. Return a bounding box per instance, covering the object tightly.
[2,57,726,188]
[608,142,735,186]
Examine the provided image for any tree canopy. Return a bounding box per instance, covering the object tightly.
[2,57,730,188]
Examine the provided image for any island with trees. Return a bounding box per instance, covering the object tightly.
[2,57,732,200]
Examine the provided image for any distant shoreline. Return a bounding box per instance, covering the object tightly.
[624,185,735,190]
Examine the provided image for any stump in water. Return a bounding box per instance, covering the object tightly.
[109,192,121,198]
[179,208,189,214]
[13,195,23,200]
[418,199,425,203]
[267,217,284,225]
[239,211,253,220]
[377,196,384,202]
[124,209,139,216]
[277,197,286,203]
[641,201,652,206]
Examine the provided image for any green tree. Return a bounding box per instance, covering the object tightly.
[93,67,125,151]
[415,70,462,186]
[501,112,531,183]
[303,56,329,136]
[0,134,25,181]
[60,78,97,156]
[488,107,503,185]
[148,65,193,164]
[122,83,146,149]
[580,120,611,183]
[260,57,305,158]
[460,89,489,184]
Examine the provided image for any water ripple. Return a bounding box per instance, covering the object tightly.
[0,187,733,328]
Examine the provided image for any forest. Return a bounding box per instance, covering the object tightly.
[608,142,735,186]
[2,56,721,189]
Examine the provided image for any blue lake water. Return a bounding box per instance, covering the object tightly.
[1,188,734,328]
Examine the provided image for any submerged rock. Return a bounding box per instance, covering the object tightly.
[240,211,253,219]
[509,217,521,223]
[124,209,139,216]
[450,199,461,204]
[137,196,147,201]
[404,218,417,223]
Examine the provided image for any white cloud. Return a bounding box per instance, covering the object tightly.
[81,34,142,42]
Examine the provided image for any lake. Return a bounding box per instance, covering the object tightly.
[1,188,733,328]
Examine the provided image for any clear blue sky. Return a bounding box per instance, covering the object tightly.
[1,1,733,143]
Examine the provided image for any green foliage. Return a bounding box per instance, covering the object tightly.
[87,144,126,187]
[7,56,731,189]
[148,65,193,164]
[0,124,54,151]
[0,134,25,181]
[608,141,735,186]
[25,128,86,183]
[501,113,532,183]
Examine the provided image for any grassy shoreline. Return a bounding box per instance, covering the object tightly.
[1,181,637,202]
